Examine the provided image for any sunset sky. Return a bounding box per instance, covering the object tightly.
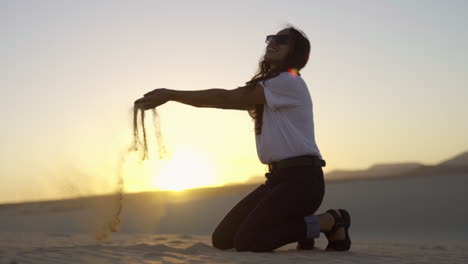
[2,0,467,203]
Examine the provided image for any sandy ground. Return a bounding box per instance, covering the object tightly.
[1,232,468,264]
[1,173,468,263]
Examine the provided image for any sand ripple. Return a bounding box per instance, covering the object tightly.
[1,233,468,264]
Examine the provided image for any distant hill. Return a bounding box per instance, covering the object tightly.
[438,151,468,166]
[326,162,424,180]
[325,150,468,181]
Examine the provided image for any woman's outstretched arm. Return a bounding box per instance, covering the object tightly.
[134,84,266,110]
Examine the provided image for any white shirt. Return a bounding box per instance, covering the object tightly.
[255,72,322,164]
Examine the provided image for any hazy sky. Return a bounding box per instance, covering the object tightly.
[2,0,467,203]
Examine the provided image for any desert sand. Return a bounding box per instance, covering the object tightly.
[1,173,468,263]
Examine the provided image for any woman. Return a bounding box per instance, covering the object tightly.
[134,26,351,252]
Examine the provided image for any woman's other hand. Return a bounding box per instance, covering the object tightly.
[134,88,172,110]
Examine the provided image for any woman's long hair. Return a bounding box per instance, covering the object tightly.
[245,26,311,134]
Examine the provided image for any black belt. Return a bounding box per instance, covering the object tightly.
[268,155,326,172]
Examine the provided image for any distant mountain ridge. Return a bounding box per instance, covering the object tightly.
[438,151,468,166]
[325,150,468,181]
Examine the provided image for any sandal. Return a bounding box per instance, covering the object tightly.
[325,209,351,251]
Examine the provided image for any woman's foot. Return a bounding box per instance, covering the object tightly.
[324,209,351,251]
[325,210,346,240]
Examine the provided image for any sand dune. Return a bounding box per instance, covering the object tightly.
[1,173,468,263]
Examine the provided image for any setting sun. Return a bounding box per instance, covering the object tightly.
[152,149,220,191]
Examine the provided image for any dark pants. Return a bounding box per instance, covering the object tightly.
[211,165,325,252]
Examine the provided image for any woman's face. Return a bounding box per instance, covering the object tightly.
[264,29,291,67]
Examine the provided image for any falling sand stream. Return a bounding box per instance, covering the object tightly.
[94,107,166,242]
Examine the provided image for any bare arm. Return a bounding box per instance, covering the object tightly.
[136,83,266,111]
[170,84,265,110]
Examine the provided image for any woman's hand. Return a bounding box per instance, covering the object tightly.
[134,88,172,110]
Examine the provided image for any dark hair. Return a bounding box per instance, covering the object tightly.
[245,26,311,134]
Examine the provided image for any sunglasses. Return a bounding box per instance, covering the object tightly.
[265,34,289,45]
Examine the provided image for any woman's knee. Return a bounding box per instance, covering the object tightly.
[211,228,233,250]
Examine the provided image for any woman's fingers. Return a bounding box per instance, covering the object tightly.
[135,88,170,110]
[134,97,147,105]
[134,96,166,110]
[134,101,152,111]
[134,96,151,109]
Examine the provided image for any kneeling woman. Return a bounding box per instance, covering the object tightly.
[134,26,351,252]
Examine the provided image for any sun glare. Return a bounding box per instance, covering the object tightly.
[152,149,219,191]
